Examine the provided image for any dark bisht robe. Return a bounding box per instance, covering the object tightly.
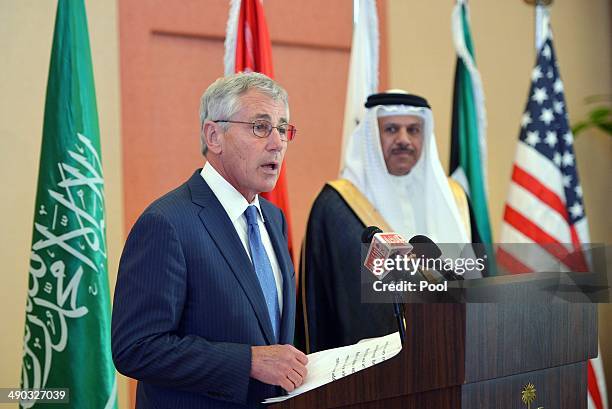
[295,184,484,354]
[295,185,397,353]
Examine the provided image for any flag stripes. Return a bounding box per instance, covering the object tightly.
[511,165,569,222]
[506,184,569,242]
[589,354,606,409]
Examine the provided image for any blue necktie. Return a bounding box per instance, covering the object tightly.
[245,205,280,341]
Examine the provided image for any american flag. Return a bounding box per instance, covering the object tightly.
[498,31,608,409]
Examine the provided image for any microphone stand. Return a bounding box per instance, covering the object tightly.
[392,286,406,345]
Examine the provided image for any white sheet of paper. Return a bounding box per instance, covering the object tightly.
[263,331,402,404]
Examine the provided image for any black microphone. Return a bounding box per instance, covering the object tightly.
[362,226,407,344]
[361,226,383,245]
[408,235,442,258]
[409,235,464,281]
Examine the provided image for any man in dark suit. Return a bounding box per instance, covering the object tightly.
[112,72,307,409]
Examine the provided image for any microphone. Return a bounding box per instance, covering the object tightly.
[408,235,464,281]
[408,235,442,258]
[361,226,382,244]
[362,228,413,280]
[362,226,408,344]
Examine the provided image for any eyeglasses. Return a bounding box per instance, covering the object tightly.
[213,119,297,141]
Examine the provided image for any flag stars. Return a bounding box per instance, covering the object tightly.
[521,112,532,128]
[512,37,587,227]
[532,87,548,105]
[531,66,543,82]
[562,174,572,188]
[562,151,574,167]
[545,131,558,148]
[540,108,554,125]
[569,202,584,219]
[525,130,540,146]
[575,185,583,198]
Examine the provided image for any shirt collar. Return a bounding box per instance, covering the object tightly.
[200,162,265,223]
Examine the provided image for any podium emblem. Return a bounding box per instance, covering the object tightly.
[521,383,543,408]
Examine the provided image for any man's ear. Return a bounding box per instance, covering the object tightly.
[203,121,223,155]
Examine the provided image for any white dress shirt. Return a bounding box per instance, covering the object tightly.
[201,162,283,310]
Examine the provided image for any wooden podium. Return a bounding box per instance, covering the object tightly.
[272,273,598,409]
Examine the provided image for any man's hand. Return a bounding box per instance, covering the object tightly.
[250,345,308,392]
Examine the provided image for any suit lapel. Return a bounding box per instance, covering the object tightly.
[260,202,296,345]
[187,171,276,345]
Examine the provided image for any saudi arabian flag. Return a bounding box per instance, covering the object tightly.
[20,1,117,408]
[449,0,493,245]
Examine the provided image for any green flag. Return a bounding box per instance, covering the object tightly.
[20,1,117,408]
[449,0,493,246]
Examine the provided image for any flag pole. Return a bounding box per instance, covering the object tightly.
[524,0,552,51]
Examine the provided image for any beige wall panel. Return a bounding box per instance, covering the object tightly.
[388,0,611,394]
[275,44,353,248]
[133,33,223,209]
[0,0,127,407]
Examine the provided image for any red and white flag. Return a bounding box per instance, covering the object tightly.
[498,24,607,409]
[224,0,294,259]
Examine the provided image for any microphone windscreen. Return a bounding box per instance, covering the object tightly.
[361,226,383,244]
[409,235,442,259]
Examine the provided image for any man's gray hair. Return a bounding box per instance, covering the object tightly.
[199,72,289,155]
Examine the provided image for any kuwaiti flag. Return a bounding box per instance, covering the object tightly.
[224,0,294,259]
[498,20,608,409]
[339,0,379,172]
[449,0,492,245]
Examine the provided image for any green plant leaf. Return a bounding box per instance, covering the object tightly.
[589,107,611,122]
[571,95,612,138]
[597,123,612,134]
[572,121,590,136]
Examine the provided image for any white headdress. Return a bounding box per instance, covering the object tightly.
[341,91,469,243]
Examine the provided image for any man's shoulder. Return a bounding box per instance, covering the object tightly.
[144,183,190,215]
[140,172,203,220]
[126,175,205,243]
